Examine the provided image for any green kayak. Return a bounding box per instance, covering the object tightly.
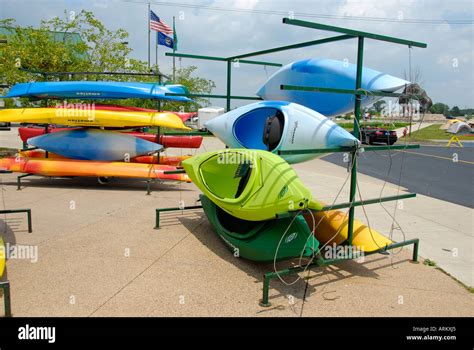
[182,149,320,221]
[200,194,319,262]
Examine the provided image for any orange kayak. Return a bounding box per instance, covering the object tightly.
[0,156,190,182]
[19,150,191,166]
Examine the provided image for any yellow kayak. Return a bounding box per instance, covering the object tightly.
[0,236,5,278]
[0,108,190,129]
[304,208,393,253]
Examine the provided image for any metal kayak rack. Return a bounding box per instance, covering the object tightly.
[155,16,427,307]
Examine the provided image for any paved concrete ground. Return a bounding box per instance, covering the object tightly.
[0,125,23,150]
[323,145,474,208]
[0,137,472,317]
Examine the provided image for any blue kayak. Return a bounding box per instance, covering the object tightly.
[28,129,162,161]
[257,58,409,117]
[205,101,358,164]
[3,81,192,102]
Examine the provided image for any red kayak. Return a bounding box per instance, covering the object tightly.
[18,126,203,149]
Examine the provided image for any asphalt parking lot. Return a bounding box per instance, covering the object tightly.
[322,144,474,208]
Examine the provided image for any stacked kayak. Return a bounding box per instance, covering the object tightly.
[2,81,192,101]
[0,157,190,182]
[257,58,409,117]
[182,149,315,221]
[18,126,203,149]
[0,81,198,182]
[19,150,191,166]
[205,101,358,164]
[183,149,392,261]
[28,129,162,161]
[0,107,189,129]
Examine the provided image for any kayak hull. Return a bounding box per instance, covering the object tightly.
[205,101,358,164]
[257,58,409,117]
[28,129,162,161]
[0,108,189,129]
[19,150,190,166]
[304,208,393,253]
[3,81,192,102]
[18,127,203,148]
[200,194,319,262]
[182,149,313,221]
[0,157,190,182]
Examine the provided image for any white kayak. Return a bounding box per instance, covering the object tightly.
[205,101,359,164]
[257,58,409,117]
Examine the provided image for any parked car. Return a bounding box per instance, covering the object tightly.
[356,127,398,145]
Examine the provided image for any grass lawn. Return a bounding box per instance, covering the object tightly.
[402,124,474,141]
[337,121,411,131]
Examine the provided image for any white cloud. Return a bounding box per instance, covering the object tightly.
[1,0,472,108]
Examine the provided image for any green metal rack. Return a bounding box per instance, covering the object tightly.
[157,17,427,306]
[0,281,11,317]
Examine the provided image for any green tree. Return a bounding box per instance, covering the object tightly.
[372,100,386,115]
[429,103,450,116]
[450,106,461,116]
[0,10,214,110]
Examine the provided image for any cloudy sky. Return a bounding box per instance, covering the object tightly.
[1,0,473,108]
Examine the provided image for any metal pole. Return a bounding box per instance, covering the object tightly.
[226,60,232,111]
[155,32,158,70]
[147,2,151,70]
[173,16,176,82]
[347,36,364,246]
[1,281,11,317]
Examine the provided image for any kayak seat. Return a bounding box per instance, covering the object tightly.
[216,205,260,235]
[234,107,282,150]
[262,111,284,151]
[234,162,252,198]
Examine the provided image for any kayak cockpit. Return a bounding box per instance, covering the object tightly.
[199,152,255,201]
[233,108,285,151]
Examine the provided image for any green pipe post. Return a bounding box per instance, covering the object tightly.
[282,18,427,48]
[0,281,11,317]
[412,239,419,262]
[226,60,232,111]
[165,52,282,67]
[0,209,34,233]
[165,92,261,101]
[17,173,33,190]
[260,237,420,306]
[347,36,365,246]
[228,35,354,60]
[314,193,416,212]
[155,205,203,229]
[280,85,418,99]
[260,275,271,307]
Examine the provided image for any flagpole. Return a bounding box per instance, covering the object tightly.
[172,16,176,82]
[155,32,158,72]
[147,2,151,70]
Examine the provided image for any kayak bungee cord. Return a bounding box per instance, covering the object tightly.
[272,147,359,286]
[348,87,427,256]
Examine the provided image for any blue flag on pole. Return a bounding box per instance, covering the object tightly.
[157,32,174,49]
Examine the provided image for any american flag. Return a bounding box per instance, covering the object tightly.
[150,10,173,35]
